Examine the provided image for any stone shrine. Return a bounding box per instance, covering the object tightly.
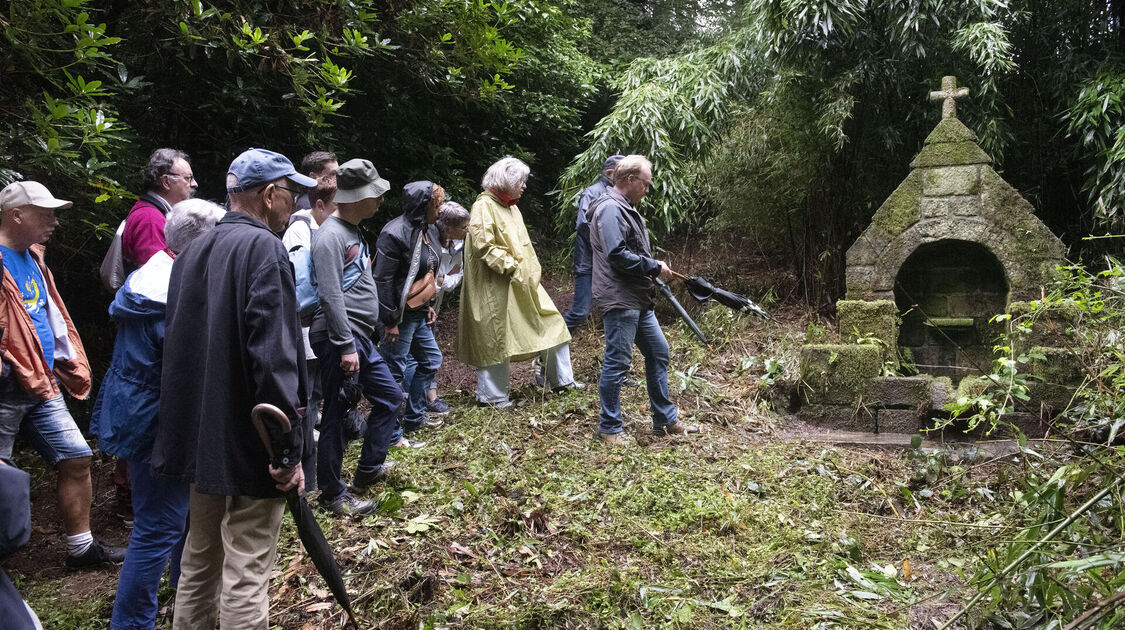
[798,76,1070,435]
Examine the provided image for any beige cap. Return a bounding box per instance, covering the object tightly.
[0,181,74,212]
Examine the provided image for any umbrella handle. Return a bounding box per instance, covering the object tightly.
[668,269,689,281]
[251,403,291,466]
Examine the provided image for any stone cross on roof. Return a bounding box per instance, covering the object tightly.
[929,75,969,119]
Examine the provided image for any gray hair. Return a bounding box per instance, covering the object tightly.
[165,198,225,253]
[437,201,470,234]
[480,156,529,194]
[611,155,652,186]
[142,148,190,192]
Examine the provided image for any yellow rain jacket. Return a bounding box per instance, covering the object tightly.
[456,190,571,367]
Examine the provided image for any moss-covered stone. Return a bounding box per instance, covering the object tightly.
[921,165,980,196]
[876,408,922,434]
[865,376,933,409]
[797,404,876,432]
[837,300,898,366]
[910,141,991,168]
[923,117,978,145]
[799,343,883,406]
[931,376,953,409]
[957,375,992,400]
[868,170,923,237]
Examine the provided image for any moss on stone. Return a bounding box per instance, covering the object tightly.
[837,299,898,367]
[923,117,978,145]
[796,404,876,432]
[865,376,933,409]
[957,375,992,400]
[910,141,991,168]
[800,343,883,405]
[921,165,981,196]
[869,170,922,237]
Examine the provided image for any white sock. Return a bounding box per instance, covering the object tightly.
[66,531,93,557]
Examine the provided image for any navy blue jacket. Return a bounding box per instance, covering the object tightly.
[587,189,661,314]
[374,181,441,326]
[573,175,612,275]
[0,460,37,630]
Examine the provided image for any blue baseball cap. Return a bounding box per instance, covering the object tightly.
[604,154,625,171]
[226,148,317,193]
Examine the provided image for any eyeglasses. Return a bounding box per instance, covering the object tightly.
[632,175,652,189]
[166,172,196,182]
[273,184,303,203]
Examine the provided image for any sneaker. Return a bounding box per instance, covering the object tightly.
[350,461,398,492]
[321,493,377,517]
[477,399,513,409]
[420,415,445,429]
[66,540,126,568]
[653,422,701,437]
[426,398,451,415]
[622,377,642,388]
[597,431,631,446]
[552,381,586,393]
[394,437,426,448]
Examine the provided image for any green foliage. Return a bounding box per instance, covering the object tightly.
[1064,70,1125,234]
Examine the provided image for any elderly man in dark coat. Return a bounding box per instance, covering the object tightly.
[151,148,315,630]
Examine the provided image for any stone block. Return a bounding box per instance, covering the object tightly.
[921,165,981,196]
[869,171,923,237]
[920,197,949,218]
[865,376,933,409]
[845,266,878,299]
[797,404,876,432]
[910,141,991,168]
[800,344,884,406]
[837,300,898,366]
[877,409,922,434]
[931,377,953,410]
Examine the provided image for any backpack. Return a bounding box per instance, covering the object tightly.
[98,219,127,291]
[290,233,368,325]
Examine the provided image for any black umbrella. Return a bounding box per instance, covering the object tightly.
[251,403,359,629]
[677,273,771,320]
[655,279,708,345]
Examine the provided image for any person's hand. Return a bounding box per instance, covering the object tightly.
[426,306,437,326]
[340,352,360,374]
[657,261,673,282]
[269,464,304,495]
[436,275,445,287]
[383,325,400,345]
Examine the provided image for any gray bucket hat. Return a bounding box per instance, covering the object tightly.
[334,159,390,203]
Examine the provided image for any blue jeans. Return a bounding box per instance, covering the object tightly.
[0,376,93,465]
[110,458,189,630]
[563,273,593,332]
[313,335,401,502]
[381,311,441,433]
[598,309,679,434]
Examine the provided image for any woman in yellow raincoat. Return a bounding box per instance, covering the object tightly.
[456,157,581,406]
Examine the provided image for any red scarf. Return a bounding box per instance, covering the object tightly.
[489,188,519,207]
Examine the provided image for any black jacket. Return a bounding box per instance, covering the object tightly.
[152,212,310,498]
[374,181,441,326]
[588,189,661,314]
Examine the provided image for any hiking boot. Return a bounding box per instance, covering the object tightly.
[653,422,701,437]
[426,398,451,415]
[66,540,126,569]
[597,431,631,446]
[321,493,377,517]
[393,437,426,449]
[350,461,397,492]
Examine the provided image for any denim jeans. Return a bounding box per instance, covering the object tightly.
[0,379,93,465]
[111,458,189,630]
[313,335,401,503]
[563,273,592,332]
[381,311,441,432]
[598,309,679,434]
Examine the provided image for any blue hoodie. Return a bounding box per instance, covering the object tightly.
[90,252,172,463]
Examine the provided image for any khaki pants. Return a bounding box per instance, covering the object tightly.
[172,487,285,630]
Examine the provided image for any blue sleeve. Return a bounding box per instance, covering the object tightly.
[596,204,661,277]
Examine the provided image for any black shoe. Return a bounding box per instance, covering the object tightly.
[66,539,125,568]
[321,493,377,517]
[351,461,397,492]
[420,415,445,429]
[426,398,451,415]
[622,377,642,388]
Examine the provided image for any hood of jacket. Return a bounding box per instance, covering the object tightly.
[401,181,434,228]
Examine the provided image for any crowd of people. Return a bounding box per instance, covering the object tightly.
[0,145,699,629]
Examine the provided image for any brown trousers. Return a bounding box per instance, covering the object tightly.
[171,488,285,630]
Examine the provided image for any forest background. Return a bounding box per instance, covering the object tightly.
[2,0,1123,312]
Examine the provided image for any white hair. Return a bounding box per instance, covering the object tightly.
[165,198,225,253]
[480,156,529,194]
